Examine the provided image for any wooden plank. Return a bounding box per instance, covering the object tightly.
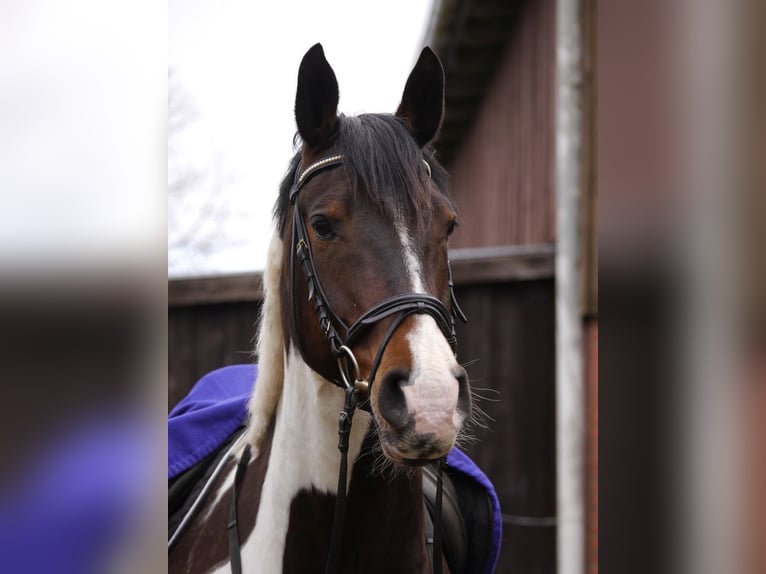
[167,245,554,307]
[450,245,555,284]
[169,273,264,307]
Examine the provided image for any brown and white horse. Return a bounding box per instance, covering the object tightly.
[169,43,471,574]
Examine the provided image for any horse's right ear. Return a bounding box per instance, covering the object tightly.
[295,43,339,149]
[396,47,445,147]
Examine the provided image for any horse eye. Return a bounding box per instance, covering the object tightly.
[446,219,458,237]
[311,217,335,239]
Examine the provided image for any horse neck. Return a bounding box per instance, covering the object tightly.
[340,439,431,572]
[272,347,373,490]
[240,348,373,571]
[245,351,429,573]
[279,389,431,573]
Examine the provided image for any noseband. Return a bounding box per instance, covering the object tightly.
[229,153,467,574]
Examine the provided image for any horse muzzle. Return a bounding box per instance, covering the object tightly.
[373,363,471,465]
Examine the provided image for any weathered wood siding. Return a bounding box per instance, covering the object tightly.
[454,279,556,574]
[168,301,262,410]
[447,0,556,249]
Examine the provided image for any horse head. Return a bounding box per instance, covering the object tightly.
[276,43,471,466]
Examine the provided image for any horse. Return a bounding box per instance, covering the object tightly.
[169,43,477,574]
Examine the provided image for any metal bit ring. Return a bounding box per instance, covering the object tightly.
[337,345,361,390]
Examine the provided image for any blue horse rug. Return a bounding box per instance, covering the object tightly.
[169,364,502,573]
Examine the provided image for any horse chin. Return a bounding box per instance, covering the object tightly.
[377,431,456,467]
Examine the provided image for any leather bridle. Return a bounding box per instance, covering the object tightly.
[229,153,467,574]
[288,154,465,393]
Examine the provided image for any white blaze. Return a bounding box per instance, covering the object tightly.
[394,221,464,441]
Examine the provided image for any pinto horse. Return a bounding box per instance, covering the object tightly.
[169,44,476,574]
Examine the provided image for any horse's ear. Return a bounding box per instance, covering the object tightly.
[396,47,445,147]
[295,43,339,149]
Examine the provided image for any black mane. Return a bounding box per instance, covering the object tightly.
[273,114,450,233]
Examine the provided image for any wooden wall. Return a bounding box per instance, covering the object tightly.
[447,0,556,249]
[454,279,556,574]
[168,300,262,410]
[439,2,560,566]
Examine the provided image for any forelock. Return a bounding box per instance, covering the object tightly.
[336,114,431,226]
[273,114,451,233]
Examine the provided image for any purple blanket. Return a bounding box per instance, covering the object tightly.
[168,364,501,573]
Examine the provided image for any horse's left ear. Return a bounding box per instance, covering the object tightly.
[396,47,445,147]
[295,43,339,148]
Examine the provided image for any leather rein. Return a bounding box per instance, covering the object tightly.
[228,153,466,574]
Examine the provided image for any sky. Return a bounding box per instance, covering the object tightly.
[168,0,436,277]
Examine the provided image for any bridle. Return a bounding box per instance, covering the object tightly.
[288,154,465,393]
[229,153,467,574]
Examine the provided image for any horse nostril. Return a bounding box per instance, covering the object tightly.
[377,368,411,430]
[454,365,472,416]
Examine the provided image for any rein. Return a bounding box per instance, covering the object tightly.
[228,153,466,574]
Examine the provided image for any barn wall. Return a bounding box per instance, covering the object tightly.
[447,0,556,248]
[168,301,262,410]
[454,280,557,574]
[438,0,559,570]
